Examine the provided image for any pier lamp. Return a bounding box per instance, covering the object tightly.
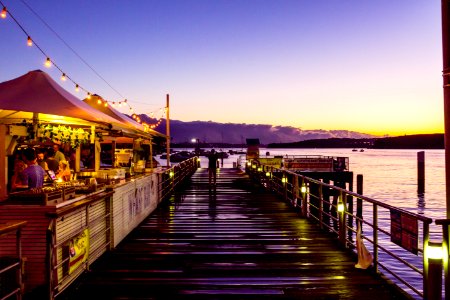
[247,161,251,167]
[265,171,271,177]
[300,185,307,193]
[257,167,262,172]
[281,177,287,184]
[252,164,256,169]
[337,202,345,213]
[169,170,174,178]
[426,241,444,260]
[424,241,443,299]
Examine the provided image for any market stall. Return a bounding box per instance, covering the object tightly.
[0,70,174,298]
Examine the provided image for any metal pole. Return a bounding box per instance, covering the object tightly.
[166,94,170,168]
[442,0,450,218]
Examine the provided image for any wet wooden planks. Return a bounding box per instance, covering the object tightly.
[59,168,411,299]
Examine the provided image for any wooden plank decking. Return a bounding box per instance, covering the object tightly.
[58,168,411,299]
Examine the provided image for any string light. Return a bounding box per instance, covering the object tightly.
[44,57,51,68]
[0,1,164,127]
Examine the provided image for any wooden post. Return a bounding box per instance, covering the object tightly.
[0,125,6,200]
[166,94,170,168]
[418,151,425,194]
[442,0,450,218]
[356,174,363,225]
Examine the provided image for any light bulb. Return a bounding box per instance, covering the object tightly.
[97,99,102,104]
[44,57,52,68]
[87,92,91,100]
[27,36,32,46]
[61,73,66,81]
[1,7,7,19]
[75,84,79,92]
[104,102,108,107]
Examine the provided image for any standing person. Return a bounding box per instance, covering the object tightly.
[45,148,59,173]
[53,144,66,164]
[11,149,27,191]
[21,147,46,189]
[37,150,49,171]
[207,149,219,187]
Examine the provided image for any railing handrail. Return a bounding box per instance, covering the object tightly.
[246,161,438,299]
[280,168,433,224]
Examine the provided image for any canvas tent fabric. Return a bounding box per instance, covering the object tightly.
[0,70,120,127]
[84,94,165,138]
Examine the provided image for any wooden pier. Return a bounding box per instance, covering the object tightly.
[57,168,411,299]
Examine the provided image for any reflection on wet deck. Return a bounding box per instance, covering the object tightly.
[60,168,410,299]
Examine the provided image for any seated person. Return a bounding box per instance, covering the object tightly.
[57,160,71,182]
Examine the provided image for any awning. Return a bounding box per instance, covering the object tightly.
[0,70,120,128]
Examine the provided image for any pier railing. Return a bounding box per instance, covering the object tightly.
[246,161,436,299]
[44,157,199,299]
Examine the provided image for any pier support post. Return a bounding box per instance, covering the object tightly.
[418,151,425,194]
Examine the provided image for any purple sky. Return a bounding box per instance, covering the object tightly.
[0,0,443,136]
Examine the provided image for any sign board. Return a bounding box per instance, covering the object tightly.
[258,157,282,169]
[284,157,333,172]
[68,229,90,274]
[390,210,418,255]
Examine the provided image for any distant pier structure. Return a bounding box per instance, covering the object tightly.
[255,154,355,226]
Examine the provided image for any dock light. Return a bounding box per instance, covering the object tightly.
[97,99,102,104]
[191,138,196,143]
[337,202,345,213]
[282,177,287,184]
[252,164,256,169]
[44,57,52,68]
[247,162,251,166]
[104,102,108,107]
[265,172,271,177]
[169,171,174,178]
[27,36,32,46]
[257,167,262,172]
[61,73,66,81]
[301,185,307,193]
[1,7,7,19]
[426,242,444,260]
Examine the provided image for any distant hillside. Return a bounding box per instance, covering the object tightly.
[268,134,444,149]
[137,115,373,144]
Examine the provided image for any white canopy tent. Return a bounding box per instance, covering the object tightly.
[0,70,123,127]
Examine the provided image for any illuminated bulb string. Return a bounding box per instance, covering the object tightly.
[0,0,161,125]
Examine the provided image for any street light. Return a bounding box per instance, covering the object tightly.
[192,138,200,155]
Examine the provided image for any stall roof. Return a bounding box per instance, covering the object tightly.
[0,70,120,127]
[84,95,165,138]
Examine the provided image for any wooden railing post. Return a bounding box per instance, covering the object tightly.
[338,191,346,246]
[373,204,379,272]
[301,178,308,217]
[293,175,299,208]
